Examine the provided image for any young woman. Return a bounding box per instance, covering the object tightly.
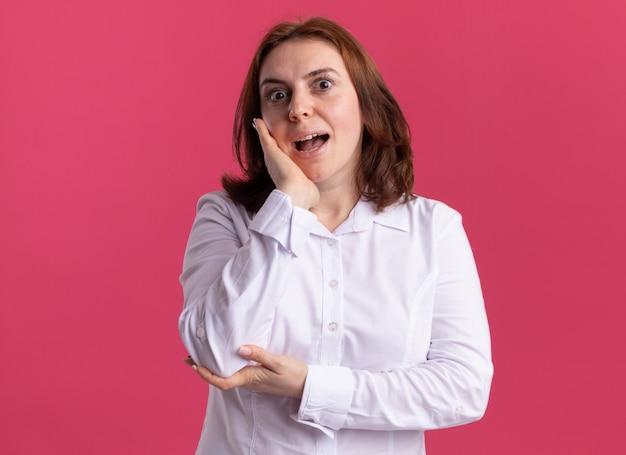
[180,17,493,455]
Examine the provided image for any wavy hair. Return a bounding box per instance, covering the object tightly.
[223,17,414,213]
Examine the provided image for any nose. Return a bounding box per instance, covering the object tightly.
[288,89,312,121]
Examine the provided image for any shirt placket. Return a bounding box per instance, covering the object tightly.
[319,235,344,367]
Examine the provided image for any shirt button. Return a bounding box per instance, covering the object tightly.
[455,405,463,416]
[196,327,206,338]
[327,239,336,247]
[327,322,337,332]
[328,279,338,288]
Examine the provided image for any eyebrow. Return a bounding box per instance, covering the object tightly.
[259,67,340,88]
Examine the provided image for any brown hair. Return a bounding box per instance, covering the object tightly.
[222,17,414,213]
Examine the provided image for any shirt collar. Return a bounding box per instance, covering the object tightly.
[333,197,411,235]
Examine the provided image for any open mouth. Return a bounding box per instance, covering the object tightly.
[294,133,329,152]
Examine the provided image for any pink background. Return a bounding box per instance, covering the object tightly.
[1,0,625,453]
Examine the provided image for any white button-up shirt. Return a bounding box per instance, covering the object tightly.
[179,190,492,455]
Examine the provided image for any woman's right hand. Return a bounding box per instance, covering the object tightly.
[253,118,320,210]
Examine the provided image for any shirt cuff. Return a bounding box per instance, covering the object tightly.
[296,365,356,431]
[248,190,317,256]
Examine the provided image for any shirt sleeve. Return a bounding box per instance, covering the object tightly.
[295,210,493,433]
[178,190,318,377]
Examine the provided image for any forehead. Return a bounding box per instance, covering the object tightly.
[259,39,347,81]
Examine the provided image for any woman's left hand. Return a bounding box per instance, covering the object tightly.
[184,345,308,399]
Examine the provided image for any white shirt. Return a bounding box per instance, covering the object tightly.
[179,190,493,455]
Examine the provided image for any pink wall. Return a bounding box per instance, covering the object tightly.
[1,1,625,453]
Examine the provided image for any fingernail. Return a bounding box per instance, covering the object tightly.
[238,346,252,356]
[251,118,257,130]
[183,356,198,371]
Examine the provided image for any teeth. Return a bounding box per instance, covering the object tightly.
[295,133,321,143]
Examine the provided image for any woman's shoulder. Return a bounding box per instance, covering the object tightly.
[389,194,461,219]
[196,189,230,208]
[374,195,463,234]
[194,190,253,222]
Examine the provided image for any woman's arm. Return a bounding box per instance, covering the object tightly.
[178,190,317,377]
[180,119,320,378]
[295,211,493,431]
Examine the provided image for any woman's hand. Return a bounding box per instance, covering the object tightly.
[184,345,308,399]
[253,118,320,210]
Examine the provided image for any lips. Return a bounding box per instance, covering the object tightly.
[294,133,330,152]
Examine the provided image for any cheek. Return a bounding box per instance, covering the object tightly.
[261,113,281,136]
[261,113,292,150]
[335,105,362,142]
[260,105,280,125]
[334,94,361,127]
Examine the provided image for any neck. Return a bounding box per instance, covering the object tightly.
[310,185,360,232]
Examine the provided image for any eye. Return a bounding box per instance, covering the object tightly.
[314,79,333,90]
[268,90,288,102]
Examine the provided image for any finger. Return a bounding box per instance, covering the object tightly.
[238,345,279,371]
[183,356,198,371]
[183,357,239,389]
[200,364,269,393]
[253,118,284,156]
[195,365,224,385]
[252,117,269,142]
[195,364,246,390]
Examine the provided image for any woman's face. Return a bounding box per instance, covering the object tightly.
[259,39,363,190]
